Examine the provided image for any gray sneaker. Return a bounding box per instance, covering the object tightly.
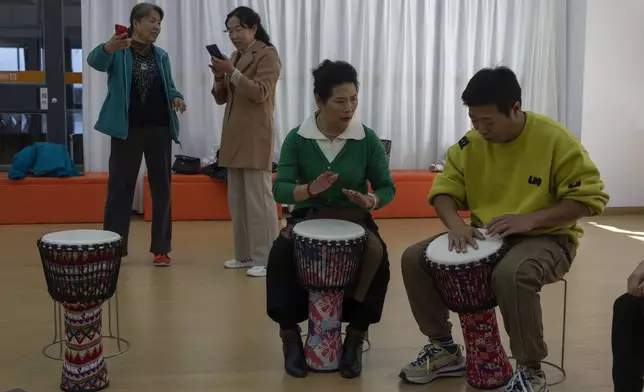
[399,343,466,384]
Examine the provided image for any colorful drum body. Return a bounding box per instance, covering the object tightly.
[38,230,123,392]
[292,219,367,372]
[423,230,513,390]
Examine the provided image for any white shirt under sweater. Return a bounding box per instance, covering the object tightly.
[296,112,365,163]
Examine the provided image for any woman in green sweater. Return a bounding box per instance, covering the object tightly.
[266,60,395,379]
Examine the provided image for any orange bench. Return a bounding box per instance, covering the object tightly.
[373,170,470,219]
[0,170,466,225]
[143,173,283,221]
[143,170,468,222]
[0,172,109,224]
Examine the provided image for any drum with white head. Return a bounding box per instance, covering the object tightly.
[38,229,124,303]
[423,229,509,312]
[422,228,515,389]
[291,218,367,372]
[37,229,124,392]
[292,219,366,291]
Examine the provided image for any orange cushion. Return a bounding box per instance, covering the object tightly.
[144,172,282,221]
[371,170,469,219]
[0,172,109,224]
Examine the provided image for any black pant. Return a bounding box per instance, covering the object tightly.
[612,293,644,392]
[103,125,172,256]
[266,216,390,333]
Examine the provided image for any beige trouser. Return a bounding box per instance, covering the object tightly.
[401,233,576,365]
[227,168,279,265]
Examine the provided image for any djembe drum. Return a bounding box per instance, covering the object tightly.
[292,219,367,372]
[38,230,123,392]
[423,230,513,390]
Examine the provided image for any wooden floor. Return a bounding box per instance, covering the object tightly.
[0,215,642,392]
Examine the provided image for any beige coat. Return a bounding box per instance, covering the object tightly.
[212,41,281,170]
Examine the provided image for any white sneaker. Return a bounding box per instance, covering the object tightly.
[246,266,267,277]
[223,259,257,269]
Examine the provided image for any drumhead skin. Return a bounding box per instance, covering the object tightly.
[426,228,504,264]
[292,219,365,241]
[41,229,122,246]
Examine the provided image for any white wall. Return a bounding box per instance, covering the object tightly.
[581,0,644,207]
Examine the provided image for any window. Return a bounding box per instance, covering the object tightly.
[0,47,25,71]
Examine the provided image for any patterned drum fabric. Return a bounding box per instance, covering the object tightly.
[61,301,109,391]
[459,308,512,389]
[304,291,345,370]
[292,219,366,372]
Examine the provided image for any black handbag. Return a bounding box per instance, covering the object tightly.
[172,155,201,175]
[201,149,228,181]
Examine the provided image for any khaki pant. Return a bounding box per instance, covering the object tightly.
[227,168,279,265]
[401,233,576,365]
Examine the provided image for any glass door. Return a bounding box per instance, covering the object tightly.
[0,0,78,168]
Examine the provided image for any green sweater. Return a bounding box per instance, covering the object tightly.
[273,125,396,212]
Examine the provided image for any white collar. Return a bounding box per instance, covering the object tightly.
[297,112,365,141]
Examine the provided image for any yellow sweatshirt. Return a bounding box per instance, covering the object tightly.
[428,111,609,245]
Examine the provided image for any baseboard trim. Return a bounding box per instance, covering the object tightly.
[603,207,644,216]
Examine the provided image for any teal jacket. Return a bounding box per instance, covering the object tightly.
[86,43,184,143]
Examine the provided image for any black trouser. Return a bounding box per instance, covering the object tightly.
[103,125,172,256]
[266,215,390,333]
[612,293,644,392]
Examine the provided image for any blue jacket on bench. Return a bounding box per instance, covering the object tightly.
[8,142,81,180]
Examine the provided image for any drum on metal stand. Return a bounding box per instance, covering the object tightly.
[37,230,123,392]
[423,229,513,390]
[292,219,367,372]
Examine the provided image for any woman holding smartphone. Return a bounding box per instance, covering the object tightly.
[87,2,186,267]
[210,6,281,278]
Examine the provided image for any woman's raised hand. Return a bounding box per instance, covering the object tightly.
[104,33,131,54]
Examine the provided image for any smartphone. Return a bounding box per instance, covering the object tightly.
[206,44,225,60]
[115,24,128,36]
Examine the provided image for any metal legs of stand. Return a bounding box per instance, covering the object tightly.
[42,290,131,361]
[509,278,568,386]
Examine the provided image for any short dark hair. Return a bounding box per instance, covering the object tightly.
[129,3,164,37]
[461,66,522,116]
[312,60,359,103]
[225,6,274,47]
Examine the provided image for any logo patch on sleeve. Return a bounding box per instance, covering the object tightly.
[528,176,543,187]
[568,181,581,189]
[458,136,470,149]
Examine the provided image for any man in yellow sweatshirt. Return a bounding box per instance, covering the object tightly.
[398,66,609,392]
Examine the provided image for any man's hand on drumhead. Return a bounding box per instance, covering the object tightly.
[484,214,537,238]
[448,224,485,253]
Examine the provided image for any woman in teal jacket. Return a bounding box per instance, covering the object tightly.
[87,2,186,267]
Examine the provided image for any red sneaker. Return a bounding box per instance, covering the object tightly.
[153,254,172,267]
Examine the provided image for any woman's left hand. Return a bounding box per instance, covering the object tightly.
[173,97,186,113]
[343,189,377,209]
[211,55,235,74]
